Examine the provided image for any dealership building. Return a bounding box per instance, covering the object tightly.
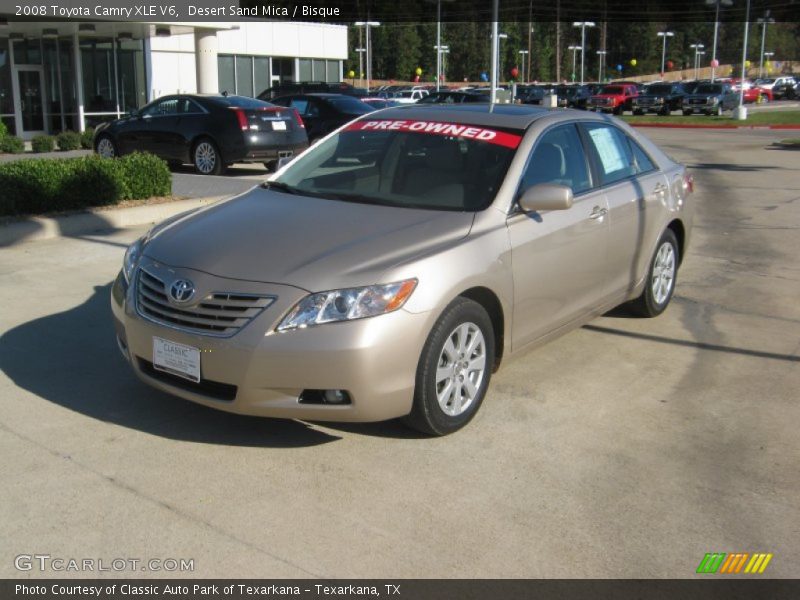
[0,19,348,138]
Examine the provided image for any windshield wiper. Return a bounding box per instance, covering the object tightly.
[261,181,299,194]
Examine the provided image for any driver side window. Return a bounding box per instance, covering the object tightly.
[520,124,592,194]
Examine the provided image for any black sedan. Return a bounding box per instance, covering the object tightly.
[553,85,593,109]
[93,94,308,175]
[268,93,374,143]
[417,91,489,104]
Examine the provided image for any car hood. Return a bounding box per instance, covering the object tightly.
[143,187,475,291]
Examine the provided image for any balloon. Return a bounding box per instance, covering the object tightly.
[745,60,751,68]
[347,70,355,78]
[415,67,422,76]
[630,59,637,67]
[616,64,623,72]
[510,67,519,78]
[666,60,674,70]
[480,72,489,82]
[710,59,719,68]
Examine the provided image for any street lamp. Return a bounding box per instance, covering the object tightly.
[690,43,705,80]
[763,51,774,75]
[518,50,529,84]
[441,47,450,82]
[426,0,455,91]
[706,0,733,83]
[734,0,752,120]
[596,49,607,82]
[354,21,380,92]
[355,47,365,86]
[433,44,450,85]
[757,11,775,78]
[656,31,674,78]
[568,45,582,83]
[497,32,508,82]
[573,21,595,85]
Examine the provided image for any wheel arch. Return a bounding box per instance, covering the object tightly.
[666,218,686,266]
[457,286,505,372]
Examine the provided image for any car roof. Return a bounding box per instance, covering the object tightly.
[365,104,554,130]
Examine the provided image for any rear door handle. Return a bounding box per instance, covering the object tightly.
[653,183,668,195]
[589,206,608,220]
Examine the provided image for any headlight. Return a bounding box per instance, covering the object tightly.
[710,97,719,104]
[277,279,417,331]
[122,238,143,284]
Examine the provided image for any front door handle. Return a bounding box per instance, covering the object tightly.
[589,206,608,220]
[653,183,668,195]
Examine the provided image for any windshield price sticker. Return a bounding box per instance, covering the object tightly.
[346,120,522,149]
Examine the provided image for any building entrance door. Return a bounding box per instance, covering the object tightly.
[14,67,47,138]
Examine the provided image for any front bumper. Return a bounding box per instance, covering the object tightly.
[111,263,431,423]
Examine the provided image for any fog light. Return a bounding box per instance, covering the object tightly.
[324,390,350,404]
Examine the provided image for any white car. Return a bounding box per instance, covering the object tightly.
[392,89,430,104]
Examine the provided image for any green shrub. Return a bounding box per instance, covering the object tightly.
[0,135,25,154]
[120,152,171,199]
[80,127,95,149]
[31,135,56,153]
[56,131,82,151]
[0,120,8,140]
[0,152,172,216]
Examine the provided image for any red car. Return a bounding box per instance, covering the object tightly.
[728,79,773,103]
[588,83,639,115]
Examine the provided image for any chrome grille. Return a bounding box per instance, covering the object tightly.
[136,269,274,337]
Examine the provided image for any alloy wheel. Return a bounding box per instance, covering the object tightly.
[435,322,487,417]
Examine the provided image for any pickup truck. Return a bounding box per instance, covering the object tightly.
[588,84,638,115]
[631,83,686,116]
[682,82,732,115]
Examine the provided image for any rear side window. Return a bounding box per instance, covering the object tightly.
[521,124,592,194]
[582,123,637,185]
[628,138,656,174]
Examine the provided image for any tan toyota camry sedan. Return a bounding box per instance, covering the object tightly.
[111,105,694,435]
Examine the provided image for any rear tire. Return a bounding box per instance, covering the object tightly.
[404,298,495,436]
[683,110,692,116]
[630,229,680,318]
[192,138,223,176]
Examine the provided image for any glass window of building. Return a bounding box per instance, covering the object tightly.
[326,60,339,83]
[218,55,235,95]
[12,39,43,65]
[254,57,270,97]
[0,38,14,134]
[298,59,312,82]
[235,55,253,97]
[80,37,117,113]
[117,38,146,114]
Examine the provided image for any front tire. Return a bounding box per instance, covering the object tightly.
[631,229,679,318]
[95,134,117,158]
[193,138,223,175]
[404,298,495,436]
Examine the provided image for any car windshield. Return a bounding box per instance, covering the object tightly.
[272,118,521,211]
[556,86,577,97]
[648,84,673,95]
[326,96,373,114]
[696,84,723,94]
[756,78,775,84]
[599,86,623,94]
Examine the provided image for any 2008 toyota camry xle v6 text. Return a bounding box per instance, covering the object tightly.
[111,104,694,435]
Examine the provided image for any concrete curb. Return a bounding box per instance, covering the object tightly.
[0,196,227,247]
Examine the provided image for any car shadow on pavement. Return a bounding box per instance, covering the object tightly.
[0,283,341,448]
[688,162,782,172]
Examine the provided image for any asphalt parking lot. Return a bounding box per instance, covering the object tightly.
[1,127,798,579]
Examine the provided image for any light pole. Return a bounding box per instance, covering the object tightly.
[763,51,774,76]
[573,21,595,85]
[497,33,508,81]
[696,51,706,78]
[490,0,498,104]
[433,44,449,85]
[441,47,450,83]
[690,43,705,80]
[567,45,581,83]
[657,31,674,78]
[734,0,752,120]
[596,49,607,82]
[706,0,733,83]
[355,47,365,87]
[354,21,380,92]
[757,12,775,78]
[518,50,529,84]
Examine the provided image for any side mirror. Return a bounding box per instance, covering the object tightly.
[518,183,574,213]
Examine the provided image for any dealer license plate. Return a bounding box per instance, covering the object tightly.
[153,337,200,383]
[272,120,287,131]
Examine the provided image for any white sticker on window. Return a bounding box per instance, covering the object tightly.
[589,127,626,174]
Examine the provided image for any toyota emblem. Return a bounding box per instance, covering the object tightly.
[169,279,195,304]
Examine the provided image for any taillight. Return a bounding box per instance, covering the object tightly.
[230,107,248,131]
[684,172,694,194]
[292,108,305,128]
